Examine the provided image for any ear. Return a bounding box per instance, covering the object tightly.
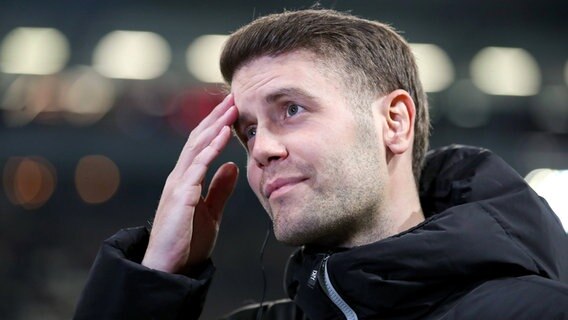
[382,89,416,155]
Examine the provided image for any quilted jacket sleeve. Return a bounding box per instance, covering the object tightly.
[73,226,215,320]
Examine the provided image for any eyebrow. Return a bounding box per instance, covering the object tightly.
[265,87,317,104]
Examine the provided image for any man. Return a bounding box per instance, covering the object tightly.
[75,9,568,319]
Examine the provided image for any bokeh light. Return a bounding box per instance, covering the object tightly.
[526,169,568,232]
[93,31,171,80]
[410,43,455,92]
[1,76,40,126]
[61,66,115,126]
[1,75,59,126]
[471,47,541,96]
[0,27,69,75]
[186,35,228,83]
[3,157,57,209]
[75,155,120,204]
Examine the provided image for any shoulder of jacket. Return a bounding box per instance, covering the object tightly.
[442,276,568,319]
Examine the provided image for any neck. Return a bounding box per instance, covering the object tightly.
[340,174,424,247]
[348,155,424,247]
[386,154,425,236]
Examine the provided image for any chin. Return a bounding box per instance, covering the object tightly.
[270,205,322,245]
[273,231,306,246]
[273,222,320,246]
[272,220,299,245]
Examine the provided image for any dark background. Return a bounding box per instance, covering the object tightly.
[1,1,567,319]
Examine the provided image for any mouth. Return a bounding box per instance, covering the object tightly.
[264,177,308,199]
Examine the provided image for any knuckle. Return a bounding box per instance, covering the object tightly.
[186,140,198,152]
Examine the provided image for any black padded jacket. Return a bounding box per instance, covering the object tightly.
[74,146,568,319]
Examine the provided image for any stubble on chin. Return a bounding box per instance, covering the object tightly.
[259,162,317,245]
[258,114,387,247]
[265,156,365,247]
[270,136,387,247]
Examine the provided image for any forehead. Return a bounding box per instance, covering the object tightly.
[230,51,340,104]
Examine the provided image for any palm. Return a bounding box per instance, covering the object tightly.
[187,196,220,266]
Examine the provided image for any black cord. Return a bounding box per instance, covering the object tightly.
[255,218,271,320]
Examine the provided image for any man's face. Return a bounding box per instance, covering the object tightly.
[232,51,389,246]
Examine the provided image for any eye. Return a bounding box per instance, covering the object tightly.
[285,104,305,118]
[245,126,257,140]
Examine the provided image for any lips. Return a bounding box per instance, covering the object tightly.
[263,177,307,199]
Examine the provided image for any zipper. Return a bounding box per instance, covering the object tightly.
[318,255,359,320]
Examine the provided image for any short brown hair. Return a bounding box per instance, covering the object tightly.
[220,9,430,181]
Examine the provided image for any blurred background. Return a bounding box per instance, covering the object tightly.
[0,0,567,319]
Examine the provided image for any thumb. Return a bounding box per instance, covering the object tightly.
[205,162,239,220]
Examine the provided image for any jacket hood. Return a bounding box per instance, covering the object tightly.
[284,145,568,319]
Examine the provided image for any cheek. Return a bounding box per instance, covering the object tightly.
[301,134,334,162]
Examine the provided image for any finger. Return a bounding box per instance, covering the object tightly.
[174,106,237,176]
[170,94,234,177]
[205,162,239,221]
[182,125,232,186]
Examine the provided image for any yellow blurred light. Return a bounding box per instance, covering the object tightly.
[61,66,115,126]
[1,76,40,126]
[471,47,541,96]
[525,168,553,188]
[93,31,171,80]
[3,157,57,209]
[186,35,228,83]
[1,75,59,126]
[75,155,120,204]
[410,43,455,92]
[0,27,69,75]
[526,169,568,232]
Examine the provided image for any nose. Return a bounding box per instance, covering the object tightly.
[250,128,288,168]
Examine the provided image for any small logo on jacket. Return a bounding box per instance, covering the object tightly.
[308,269,318,289]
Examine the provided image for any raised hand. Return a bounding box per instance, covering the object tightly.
[142,94,239,274]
